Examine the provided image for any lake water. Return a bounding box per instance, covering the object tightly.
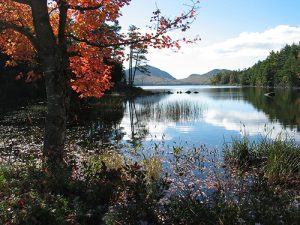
[1,85,300,158]
[1,85,299,203]
[117,85,300,151]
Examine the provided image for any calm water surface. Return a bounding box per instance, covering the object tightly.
[119,85,300,150]
[1,85,300,156]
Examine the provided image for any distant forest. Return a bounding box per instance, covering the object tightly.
[211,43,300,87]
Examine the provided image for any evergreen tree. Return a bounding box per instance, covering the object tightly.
[211,43,300,87]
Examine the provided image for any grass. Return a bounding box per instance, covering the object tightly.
[263,139,300,184]
[225,134,300,184]
[0,136,300,224]
[0,151,167,225]
[163,182,300,225]
[142,156,162,182]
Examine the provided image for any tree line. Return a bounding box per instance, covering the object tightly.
[211,43,300,87]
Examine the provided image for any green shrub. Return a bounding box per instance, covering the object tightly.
[0,165,10,192]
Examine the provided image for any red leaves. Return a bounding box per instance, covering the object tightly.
[15,74,22,80]
[0,0,199,98]
[17,199,25,209]
[159,17,168,29]
[69,44,113,98]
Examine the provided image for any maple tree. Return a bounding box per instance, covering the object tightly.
[0,0,199,172]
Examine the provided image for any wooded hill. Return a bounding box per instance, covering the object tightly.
[175,69,230,85]
[125,65,176,85]
[125,66,229,85]
[210,43,300,87]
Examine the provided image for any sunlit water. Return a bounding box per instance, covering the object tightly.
[1,85,300,159]
[120,86,300,151]
[1,85,300,195]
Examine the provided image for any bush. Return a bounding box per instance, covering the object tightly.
[1,139,299,225]
[0,152,167,225]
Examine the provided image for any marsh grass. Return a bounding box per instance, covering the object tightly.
[142,156,162,182]
[89,150,125,171]
[1,135,300,224]
[263,138,300,184]
[225,134,300,184]
[224,136,254,168]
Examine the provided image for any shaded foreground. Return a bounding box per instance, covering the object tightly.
[0,136,300,225]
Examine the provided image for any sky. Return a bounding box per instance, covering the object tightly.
[118,0,300,79]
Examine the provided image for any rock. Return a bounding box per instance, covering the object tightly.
[264,92,275,97]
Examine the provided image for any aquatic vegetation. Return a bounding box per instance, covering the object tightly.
[225,134,300,184]
[89,151,125,171]
[0,96,300,224]
[0,137,300,224]
[262,138,300,184]
[142,156,162,182]
[172,146,183,156]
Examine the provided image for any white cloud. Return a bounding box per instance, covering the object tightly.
[147,25,300,79]
[204,109,300,141]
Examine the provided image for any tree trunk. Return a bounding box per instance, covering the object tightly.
[31,0,70,172]
[43,67,69,171]
[128,47,133,86]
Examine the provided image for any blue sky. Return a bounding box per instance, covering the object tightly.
[119,0,300,79]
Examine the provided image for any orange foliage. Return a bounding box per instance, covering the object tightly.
[0,1,35,65]
[0,0,199,98]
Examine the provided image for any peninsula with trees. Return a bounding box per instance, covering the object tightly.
[211,43,300,87]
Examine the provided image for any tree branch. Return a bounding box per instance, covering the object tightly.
[66,3,103,11]
[58,1,68,46]
[12,0,31,6]
[0,21,38,50]
[66,33,153,49]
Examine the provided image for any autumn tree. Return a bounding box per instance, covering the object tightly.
[0,0,199,172]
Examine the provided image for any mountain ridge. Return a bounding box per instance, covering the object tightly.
[174,69,231,85]
[125,66,230,85]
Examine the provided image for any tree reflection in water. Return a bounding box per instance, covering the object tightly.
[1,87,300,161]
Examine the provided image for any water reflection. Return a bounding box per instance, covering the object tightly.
[133,95,204,123]
[243,87,300,130]
[119,86,300,148]
[0,86,300,154]
[127,99,149,146]
[68,97,126,149]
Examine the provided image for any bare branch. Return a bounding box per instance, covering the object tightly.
[49,6,59,16]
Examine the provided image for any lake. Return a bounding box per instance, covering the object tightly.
[118,85,300,150]
[0,85,300,160]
